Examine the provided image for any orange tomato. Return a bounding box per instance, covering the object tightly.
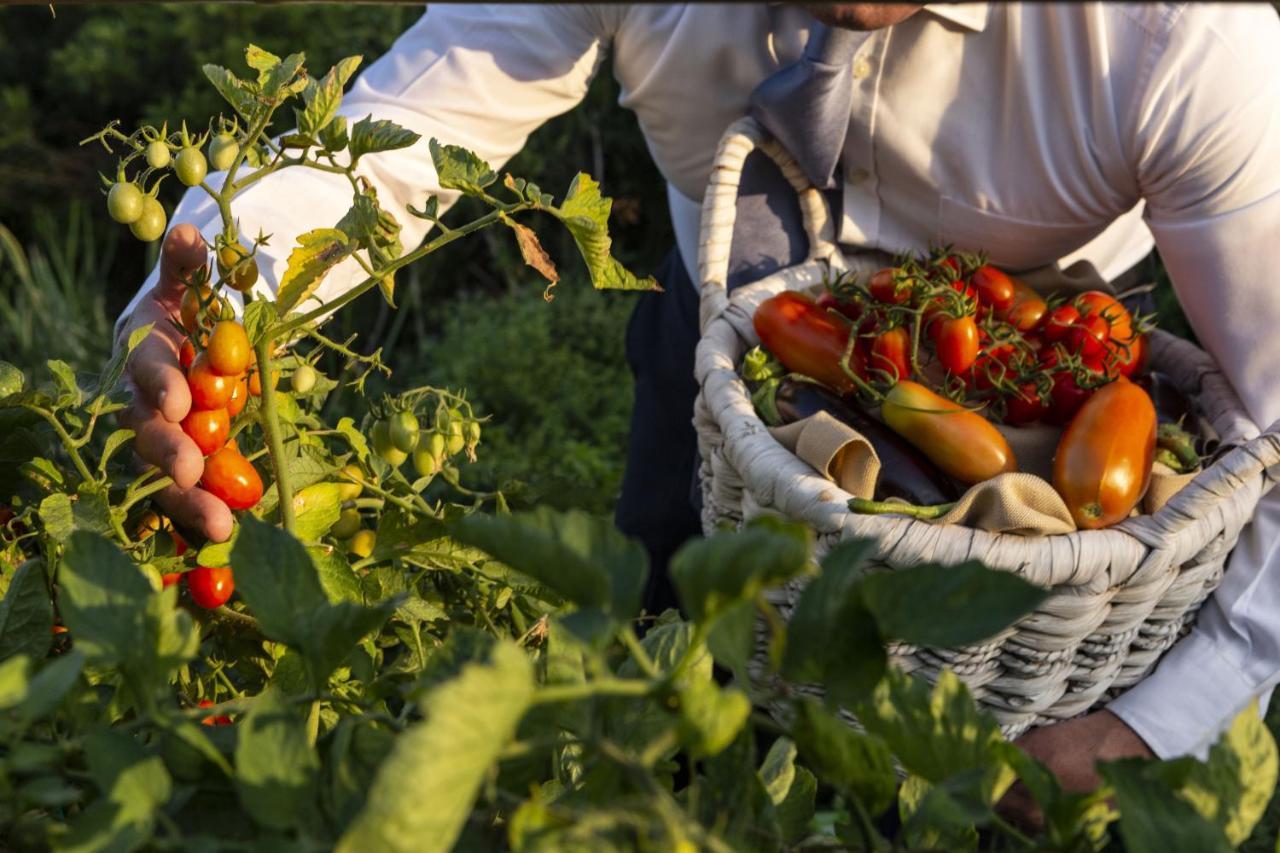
[753,292,862,395]
[207,320,251,376]
[186,352,234,410]
[880,380,1018,485]
[179,286,214,333]
[1000,278,1048,332]
[1052,377,1156,529]
[201,446,263,510]
[181,407,230,456]
[226,374,249,417]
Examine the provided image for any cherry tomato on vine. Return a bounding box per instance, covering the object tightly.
[1069,314,1110,361]
[201,446,263,510]
[868,328,911,383]
[107,182,144,224]
[207,321,250,377]
[175,146,208,187]
[187,353,234,410]
[388,410,420,453]
[336,464,364,501]
[1004,382,1050,425]
[967,342,1017,391]
[1000,278,1048,332]
[145,140,171,170]
[179,339,197,369]
[347,529,376,559]
[180,286,216,333]
[226,375,248,417]
[161,572,182,589]
[330,507,362,540]
[290,364,317,394]
[371,420,408,466]
[209,133,239,171]
[186,565,234,609]
[1041,305,1080,344]
[1045,369,1095,425]
[217,243,260,293]
[446,415,467,455]
[181,407,230,456]
[933,315,980,374]
[970,265,1015,313]
[130,197,167,243]
[867,268,911,305]
[197,698,232,727]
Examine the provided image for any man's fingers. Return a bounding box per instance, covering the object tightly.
[128,335,191,423]
[153,480,235,544]
[155,223,210,300]
[123,401,204,490]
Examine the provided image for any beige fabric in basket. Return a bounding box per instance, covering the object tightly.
[773,412,1201,535]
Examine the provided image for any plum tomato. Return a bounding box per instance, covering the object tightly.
[869,327,912,383]
[970,265,1015,313]
[226,375,248,417]
[181,407,230,456]
[868,267,911,305]
[186,565,234,609]
[207,321,251,377]
[200,446,263,510]
[933,315,980,374]
[388,410,420,453]
[187,353,235,410]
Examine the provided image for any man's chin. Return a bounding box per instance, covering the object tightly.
[801,3,924,31]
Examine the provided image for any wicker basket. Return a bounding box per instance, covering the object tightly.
[692,117,1280,737]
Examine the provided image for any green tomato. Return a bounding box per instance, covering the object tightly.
[412,445,439,478]
[347,529,376,559]
[145,140,171,169]
[388,410,420,453]
[335,464,363,501]
[291,364,317,394]
[107,182,144,224]
[330,507,361,540]
[446,420,466,455]
[129,197,168,242]
[175,147,208,187]
[371,420,407,467]
[464,421,481,445]
[425,431,446,462]
[209,133,239,171]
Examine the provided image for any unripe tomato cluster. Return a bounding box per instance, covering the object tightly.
[369,406,481,478]
[323,463,377,558]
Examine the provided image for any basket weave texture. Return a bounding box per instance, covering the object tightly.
[692,117,1280,736]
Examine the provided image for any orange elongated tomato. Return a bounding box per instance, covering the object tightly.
[1052,376,1156,529]
[201,446,264,510]
[753,292,861,395]
[999,277,1048,332]
[880,380,1018,485]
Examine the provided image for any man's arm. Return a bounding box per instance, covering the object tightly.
[1105,2,1280,760]
[118,4,619,539]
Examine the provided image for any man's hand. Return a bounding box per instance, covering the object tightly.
[997,709,1154,830]
[118,223,234,543]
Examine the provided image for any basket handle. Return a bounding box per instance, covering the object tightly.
[696,116,845,333]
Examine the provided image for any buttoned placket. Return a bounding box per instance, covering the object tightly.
[840,28,889,248]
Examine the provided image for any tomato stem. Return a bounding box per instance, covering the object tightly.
[253,324,296,534]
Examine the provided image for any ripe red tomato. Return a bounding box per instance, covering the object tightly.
[207,320,251,377]
[933,315,980,374]
[226,375,248,417]
[186,565,234,609]
[201,447,263,510]
[967,343,1017,391]
[753,292,863,395]
[197,698,233,726]
[1069,314,1110,360]
[1045,369,1096,425]
[179,338,196,369]
[868,268,910,305]
[187,353,234,410]
[181,407,230,456]
[1041,305,1080,344]
[869,327,912,383]
[1004,382,1050,425]
[970,265,1015,313]
[1116,331,1149,378]
[162,572,182,588]
[1000,278,1048,332]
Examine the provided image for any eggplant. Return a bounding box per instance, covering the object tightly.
[773,379,961,505]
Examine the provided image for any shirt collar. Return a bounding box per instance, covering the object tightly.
[923,3,990,33]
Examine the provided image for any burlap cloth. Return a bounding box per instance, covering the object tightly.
[764,260,1199,535]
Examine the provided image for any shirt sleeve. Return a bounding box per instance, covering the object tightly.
[116,3,617,332]
[1107,4,1280,759]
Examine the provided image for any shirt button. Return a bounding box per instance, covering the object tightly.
[853,59,873,80]
[847,167,870,184]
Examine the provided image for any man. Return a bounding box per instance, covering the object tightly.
[116,2,1280,823]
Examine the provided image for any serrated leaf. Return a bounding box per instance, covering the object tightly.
[277,228,352,315]
[428,138,496,196]
[235,687,320,830]
[0,559,51,661]
[63,729,172,852]
[350,116,421,162]
[261,51,306,101]
[92,323,150,401]
[320,114,349,152]
[203,64,256,117]
[299,55,361,139]
[500,213,560,287]
[337,641,533,853]
[242,300,278,346]
[245,44,282,76]
[335,417,369,461]
[310,546,364,604]
[547,173,660,292]
[17,651,84,723]
[859,560,1047,647]
[453,507,647,621]
[47,359,81,405]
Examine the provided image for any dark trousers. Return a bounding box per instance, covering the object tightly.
[615,249,703,616]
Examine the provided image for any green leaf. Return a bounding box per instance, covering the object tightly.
[759,736,817,842]
[1100,758,1233,853]
[671,517,810,624]
[0,559,51,661]
[16,650,84,723]
[231,517,392,689]
[453,507,647,621]
[759,737,798,805]
[706,597,756,680]
[63,729,172,852]
[338,641,533,853]
[276,228,353,315]
[676,680,751,759]
[58,531,152,666]
[782,538,885,705]
[855,669,1014,805]
[234,688,319,830]
[429,138,496,196]
[288,482,343,543]
[791,698,897,815]
[260,51,307,101]
[202,64,255,117]
[298,56,362,139]
[546,173,660,292]
[858,560,1047,647]
[245,44,282,76]
[0,654,30,710]
[898,774,981,851]
[242,299,279,346]
[47,359,80,405]
[310,547,364,604]
[350,116,421,162]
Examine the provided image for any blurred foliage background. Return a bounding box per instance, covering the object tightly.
[0,2,671,514]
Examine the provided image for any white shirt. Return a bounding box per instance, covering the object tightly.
[124,2,1280,758]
